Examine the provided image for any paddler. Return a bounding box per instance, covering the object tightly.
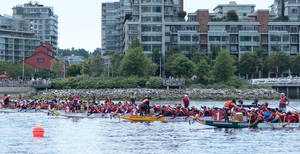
[105,95,112,103]
[129,93,137,104]
[183,95,190,108]
[3,94,10,108]
[92,93,96,103]
[265,109,281,123]
[248,111,263,127]
[279,93,289,112]
[223,98,240,121]
[139,97,151,116]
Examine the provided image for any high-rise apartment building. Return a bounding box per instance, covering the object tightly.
[12,3,58,53]
[0,15,40,62]
[122,0,183,56]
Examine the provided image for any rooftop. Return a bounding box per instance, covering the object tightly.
[213,1,256,11]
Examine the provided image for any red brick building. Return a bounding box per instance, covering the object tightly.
[19,43,66,69]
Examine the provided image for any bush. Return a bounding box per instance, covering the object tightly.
[147,77,162,89]
[206,83,230,89]
[51,78,70,89]
[226,76,248,88]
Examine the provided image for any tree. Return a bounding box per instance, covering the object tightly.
[191,51,211,65]
[163,53,183,73]
[223,10,239,22]
[35,67,56,79]
[238,53,263,79]
[67,63,82,77]
[148,61,158,77]
[110,52,124,77]
[291,54,300,76]
[92,48,102,57]
[81,55,104,76]
[209,44,220,60]
[120,38,150,77]
[177,11,187,21]
[186,44,199,59]
[169,44,181,56]
[169,55,195,78]
[195,60,210,85]
[50,59,64,78]
[266,51,291,77]
[212,49,237,83]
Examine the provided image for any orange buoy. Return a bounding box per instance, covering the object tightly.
[33,126,44,137]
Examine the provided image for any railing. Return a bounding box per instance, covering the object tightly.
[0,81,51,88]
[249,77,300,85]
[163,78,185,86]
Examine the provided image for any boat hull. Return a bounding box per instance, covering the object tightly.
[203,120,299,128]
[122,116,188,122]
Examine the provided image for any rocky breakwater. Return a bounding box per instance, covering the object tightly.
[22,88,279,100]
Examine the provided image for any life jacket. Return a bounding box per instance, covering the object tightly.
[213,109,223,121]
[241,110,247,116]
[65,106,71,113]
[68,96,73,101]
[224,101,234,110]
[164,109,172,116]
[177,109,185,116]
[0,102,3,109]
[131,107,138,116]
[140,99,149,107]
[92,108,98,113]
[253,114,263,122]
[92,96,95,100]
[31,105,36,109]
[3,96,9,103]
[183,97,189,105]
[279,96,287,108]
[73,98,78,104]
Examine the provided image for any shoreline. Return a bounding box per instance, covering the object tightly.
[7,88,280,101]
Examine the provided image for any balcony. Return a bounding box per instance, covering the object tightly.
[261,41,268,45]
[200,40,207,44]
[128,30,139,34]
[164,1,173,5]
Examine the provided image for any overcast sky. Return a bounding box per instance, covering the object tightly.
[1,0,273,52]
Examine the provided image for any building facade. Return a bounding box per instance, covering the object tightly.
[0,15,40,62]
[12,3,59,53]
[213,1,255,19]
[122,0,184,56]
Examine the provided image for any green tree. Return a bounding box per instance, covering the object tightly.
[177,11,187,21]
[92,48,102,57]
[110,52,124,77]
[266,51,291,77]
[212,49,237,82]
[169,44,181,56]
[170,55,195,78]
[191,51,211,64]
[209,44,220,60]
[120,38,150,77]
[291,54,300,76]
[163,53,183,73]
[148,61,158,77]
[67,63,82,77]
[35,67,56,79]
[238,53,263,79]
[81,55,104,76]
[195,60,210,85]
[186,44,199,59]
[50,59,64,78]
[223,10,239,22]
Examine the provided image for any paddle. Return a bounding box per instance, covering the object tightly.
[287,104,300,112]
[264,120,274,129]
[248,115,252,128]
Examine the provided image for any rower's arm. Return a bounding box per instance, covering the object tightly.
[270,115,279,123]
[250,117,262,127]
[232,103,240,109]
[264,115,272,121]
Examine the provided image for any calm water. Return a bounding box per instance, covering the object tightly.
[1,100,300,154]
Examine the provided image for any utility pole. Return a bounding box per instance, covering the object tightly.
[160,58,162,77]
[22,53,25,80]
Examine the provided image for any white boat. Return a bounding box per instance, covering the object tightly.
[0,109,19,113]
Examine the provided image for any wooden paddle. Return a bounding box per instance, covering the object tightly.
[264,121,274,129]
[287,104,300,112]
[248,115,252,128]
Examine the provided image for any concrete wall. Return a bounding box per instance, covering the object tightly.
[0,87,35,94]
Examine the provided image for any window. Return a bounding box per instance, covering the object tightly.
[37,58,44,63]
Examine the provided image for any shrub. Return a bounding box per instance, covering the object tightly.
[147,77,162,89]
[189,83,206,89]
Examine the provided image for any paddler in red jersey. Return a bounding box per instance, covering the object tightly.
[183,95,190,108]
[105,95,112,103]
[223,98,240,121]
[248,111,263,127]
[3,94,10,108]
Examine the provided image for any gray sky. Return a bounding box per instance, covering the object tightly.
[0,0,273,52]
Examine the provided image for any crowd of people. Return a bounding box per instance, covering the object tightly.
[0,92,299,126]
